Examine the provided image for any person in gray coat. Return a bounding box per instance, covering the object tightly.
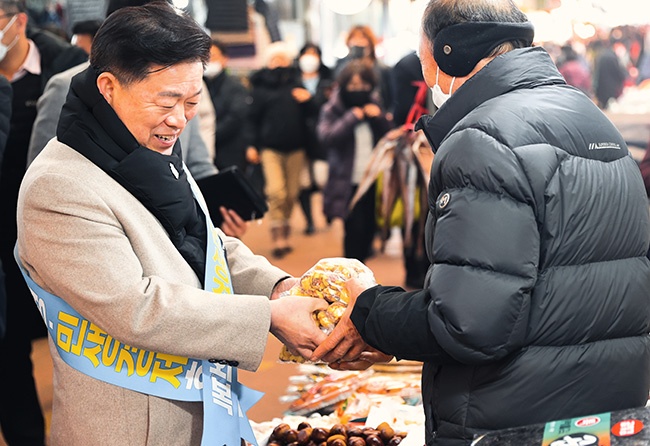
[16,3,346,444]
[313,1,650,445]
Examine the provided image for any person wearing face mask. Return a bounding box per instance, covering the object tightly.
[246,41,310,258]
[312,0,650,445]
[334,24,394,114]
[317,60,392,261]
[203,39,250,173]
[295,42,333,235]
[0,0,87,444]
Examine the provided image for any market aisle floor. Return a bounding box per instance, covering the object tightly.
[0,192,411,445]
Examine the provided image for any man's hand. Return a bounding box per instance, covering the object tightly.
[292,87,312,103]
[329,347,393,371]
[270,295,329,360]
[363,103,381,118]
[218,207,248,238]
[311,278,374,363]
[351,107,365,120]
[246,146,260,164]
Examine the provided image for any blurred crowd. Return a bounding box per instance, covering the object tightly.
[12,0,650,268]
[546,24,650,109]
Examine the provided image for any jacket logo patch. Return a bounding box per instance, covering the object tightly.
[439,193,450,209]
[588,142,620,150]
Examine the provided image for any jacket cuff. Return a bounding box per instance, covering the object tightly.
[350,285,405,339]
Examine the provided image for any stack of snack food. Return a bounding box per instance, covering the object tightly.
[278,258,377,363]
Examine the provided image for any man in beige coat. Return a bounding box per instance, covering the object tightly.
[16,3,331,445]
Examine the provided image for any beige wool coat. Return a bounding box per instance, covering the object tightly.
[17,140,289,445]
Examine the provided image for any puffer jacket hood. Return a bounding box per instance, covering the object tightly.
[352,46,650,446]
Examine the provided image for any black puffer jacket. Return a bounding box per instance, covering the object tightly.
[351,47,650,446]
[0,75,10,165]
[0,75,10,338]
[246,66,307,153]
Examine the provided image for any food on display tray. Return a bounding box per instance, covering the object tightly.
[287,369,375,416]
[263,420,407,446]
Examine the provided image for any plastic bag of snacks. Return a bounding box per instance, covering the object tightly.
[279,258,377,363]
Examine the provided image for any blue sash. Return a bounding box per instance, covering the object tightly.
[15,170,263,446]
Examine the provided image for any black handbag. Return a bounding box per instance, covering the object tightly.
[196,166,268,227]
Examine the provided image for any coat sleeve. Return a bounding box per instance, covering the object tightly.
[0,75,10,169]
[351,127,538,364]
[245,85,268,149]
[181,117,218,180]
[215,80,249,144]
[18,170,271,371]
[27,67,79,166]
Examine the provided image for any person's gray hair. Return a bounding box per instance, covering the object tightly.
[422,0,529,56]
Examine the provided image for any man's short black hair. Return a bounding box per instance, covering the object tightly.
[72,19,103,38]
[90,1,211,85]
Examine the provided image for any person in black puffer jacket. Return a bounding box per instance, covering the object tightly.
[312,1,650,445]
[246,41,309,258]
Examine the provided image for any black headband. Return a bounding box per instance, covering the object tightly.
[433,21,535,77]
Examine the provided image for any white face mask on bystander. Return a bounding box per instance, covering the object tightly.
[430,66,456,108]
[298,54,320,74]
[203,61,223,79]
[0,14,19,62]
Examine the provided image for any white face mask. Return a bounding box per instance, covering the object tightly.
[431,66,456,109]
[299,54,320,74]
[0,15,19,63]
[203,61,223,79]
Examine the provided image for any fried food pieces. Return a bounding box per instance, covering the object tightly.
[279,258,376,363]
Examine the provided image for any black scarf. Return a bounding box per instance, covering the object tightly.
[57,67,207,283]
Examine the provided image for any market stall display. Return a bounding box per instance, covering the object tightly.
[471,406,650,446]
[251,363,424,445]
[262,257,425,445]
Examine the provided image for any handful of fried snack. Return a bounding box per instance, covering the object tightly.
[279,258,376,363]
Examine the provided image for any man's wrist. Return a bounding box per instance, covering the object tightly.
[270,275,293,300]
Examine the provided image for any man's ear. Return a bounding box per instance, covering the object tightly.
[15,12,29,32]
[96,72,118,104]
